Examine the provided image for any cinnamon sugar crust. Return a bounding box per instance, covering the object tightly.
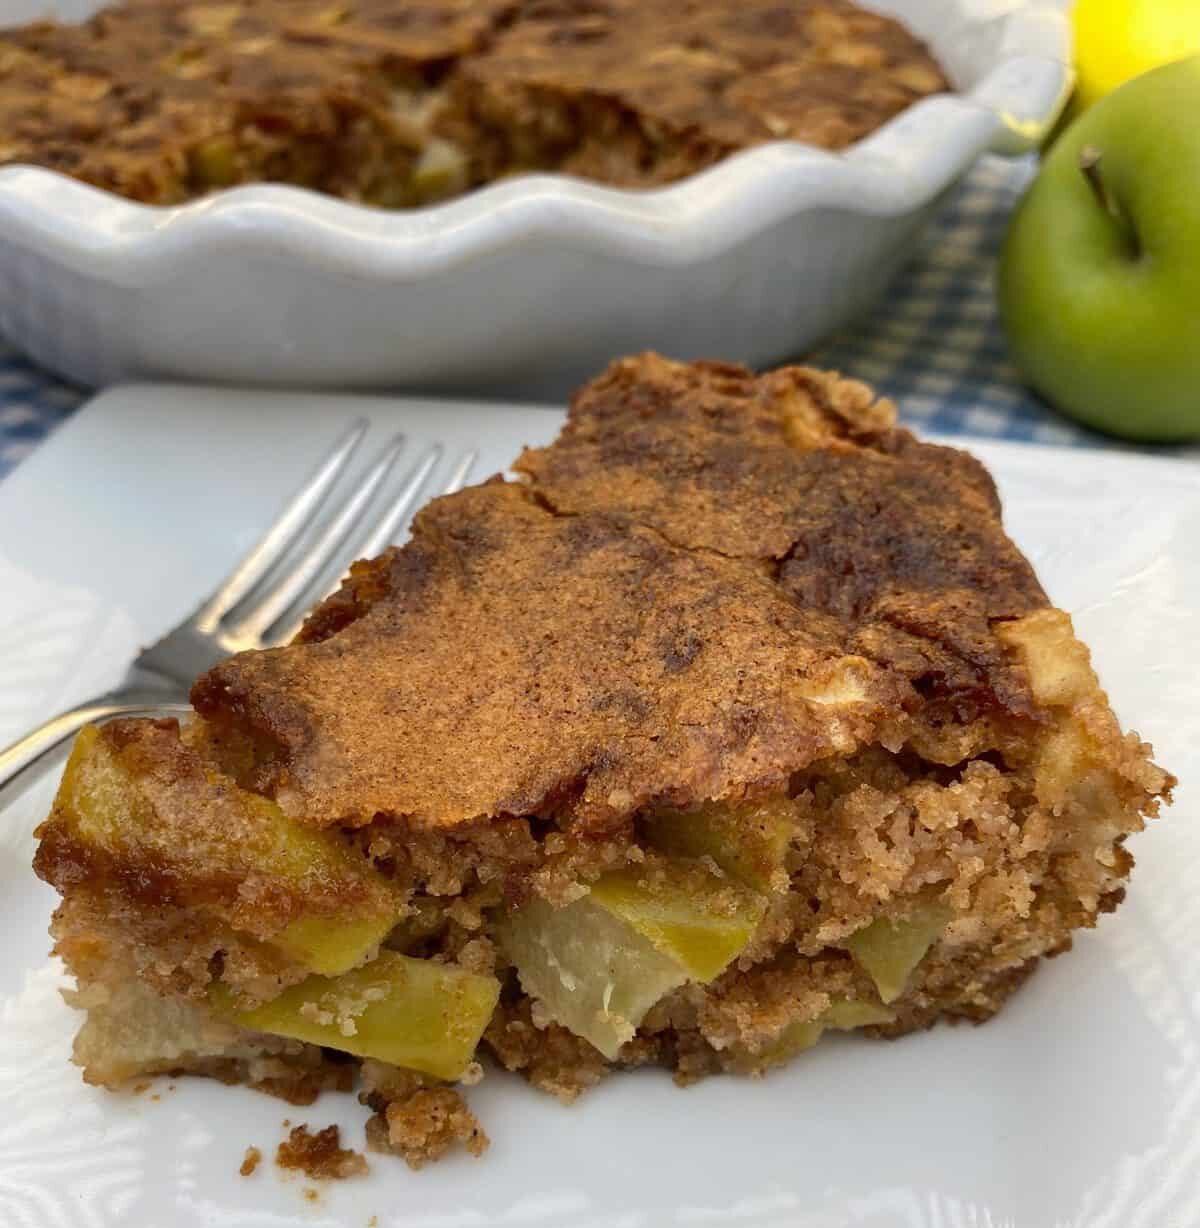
[0,0,515,204]
[443,0,947,186]
[193,355,1047,831]
[0,0,947,204]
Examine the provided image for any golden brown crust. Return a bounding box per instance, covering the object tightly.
[520,357,1046,715]
[193,353,1048,831]
[0,0,513,202]
[444,0,947,184]
[0,0,946,204]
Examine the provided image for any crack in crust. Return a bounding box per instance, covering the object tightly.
[191,354,1049,831]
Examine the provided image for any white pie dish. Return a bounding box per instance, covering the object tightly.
[0,0,1070,398]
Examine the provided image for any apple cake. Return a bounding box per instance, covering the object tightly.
[33,354,1173,1168]
[0,0,949,206]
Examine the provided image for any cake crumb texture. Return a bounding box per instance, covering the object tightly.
[361,1062,489,1169]
[276,1124,369,1180]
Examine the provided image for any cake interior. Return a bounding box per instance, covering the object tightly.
[33,607,1170,1168]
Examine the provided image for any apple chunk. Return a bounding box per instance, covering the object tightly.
[496,894,688,1059]
[843,902,952,1003]
[821,998,896,1030]
[641,797,797,892]
[271,914,401,978]
[497,860,766,1059]
[728,996,896,1072]
[216,951,500,1080]
[588,864,766,982]
[49,724,399,976]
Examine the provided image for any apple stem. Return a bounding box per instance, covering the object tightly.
[1079,145,1141,258]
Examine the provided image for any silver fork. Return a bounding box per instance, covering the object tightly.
[0,420,475,810]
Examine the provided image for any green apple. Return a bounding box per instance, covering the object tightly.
[998,55,1200,442]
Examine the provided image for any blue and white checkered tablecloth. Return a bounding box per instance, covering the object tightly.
[807,155,1085,445]
[810,155,1195,458]
[0,344,84,477]
[0,154,1194,481]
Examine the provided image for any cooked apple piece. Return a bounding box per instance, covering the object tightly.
[188,135,237,187]
[843,901,952,1003]
[497,859,766,1058]
[72,973,253,1088]
[821,997,896,1030]
[271,915,399,978]
[732,996,895,1071]
[748,1017,825,1068]
[496,894,688,1059]
[53,724,399,976]
[642,797,797,891]
[217,951,500,1080]
[409,138,468,203]
[588,863,767,981]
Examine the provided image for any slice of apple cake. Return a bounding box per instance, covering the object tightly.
[33,353,1172,1168]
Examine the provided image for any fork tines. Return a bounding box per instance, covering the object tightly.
[206,424,475,653]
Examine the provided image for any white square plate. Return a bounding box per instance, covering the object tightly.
[1,386,1198,1228]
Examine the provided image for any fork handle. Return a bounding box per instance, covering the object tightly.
[0,691,191,813]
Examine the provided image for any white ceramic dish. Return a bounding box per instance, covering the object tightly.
[2,384,1199,1228]
[0,0,1069,399]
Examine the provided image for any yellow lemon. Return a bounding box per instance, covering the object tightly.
[1073,0,1200,111]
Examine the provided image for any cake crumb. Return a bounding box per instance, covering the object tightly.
[276,1124,369,1180]
[303,1187,319,1203]
[365,1086,488,1169]
[239,1146,262,1177]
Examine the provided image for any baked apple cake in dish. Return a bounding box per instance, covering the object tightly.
[0,0,948,205]
[33,354,1172,1168]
